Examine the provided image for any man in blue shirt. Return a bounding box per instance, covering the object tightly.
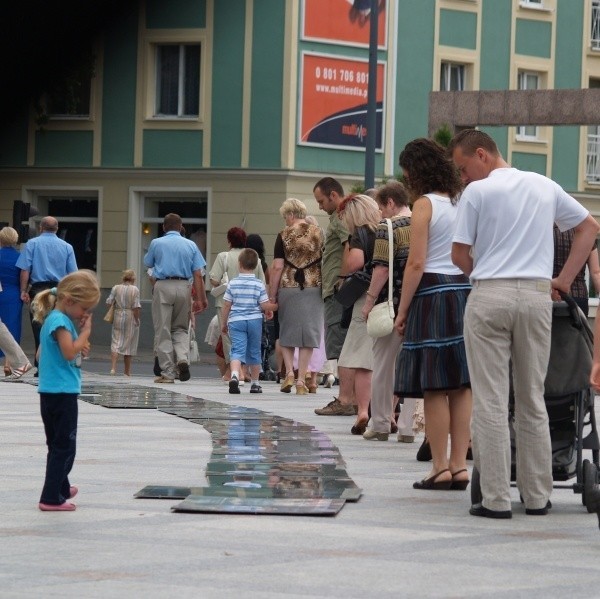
[16,216,78,372]
[144,213,208,383]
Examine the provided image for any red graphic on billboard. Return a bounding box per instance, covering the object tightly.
[302,0,387,49]
[299,53,385,151]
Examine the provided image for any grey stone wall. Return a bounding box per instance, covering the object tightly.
[429,89,600,135]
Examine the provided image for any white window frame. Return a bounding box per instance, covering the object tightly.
[592,0,600,51]
[21,185,103,273]
[154,43,201,119]
[128,186,212,300]
[141,30,206,125]
[516,71,540,140]
[586,126,600,183]
[440,62,466,91]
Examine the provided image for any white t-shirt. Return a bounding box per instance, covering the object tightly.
[453,168,589,281]
[424,193,463,275]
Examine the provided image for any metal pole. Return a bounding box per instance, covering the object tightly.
[364,0,379,189]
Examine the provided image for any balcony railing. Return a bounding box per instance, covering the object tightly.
[586,132,600,182]
[593,1,600,50]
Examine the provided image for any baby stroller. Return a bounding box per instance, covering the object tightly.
[471,293,600,509]
[258,318,277,381]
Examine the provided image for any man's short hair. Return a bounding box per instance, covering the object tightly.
[40,216,58,232]
[238,248,258,271]
[163,213,182,232]
[313,177,344,197]
[447,129,499,157]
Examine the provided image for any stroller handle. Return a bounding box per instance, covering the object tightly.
[557,290,585,330]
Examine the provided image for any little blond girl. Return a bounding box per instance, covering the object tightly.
[32,270,100,512]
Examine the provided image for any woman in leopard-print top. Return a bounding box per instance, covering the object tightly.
[269,198,323,395]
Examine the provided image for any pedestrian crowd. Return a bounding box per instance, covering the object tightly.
[5,130,600,520]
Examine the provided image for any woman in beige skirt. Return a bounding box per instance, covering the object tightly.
[337,194,381,434]
[107,269,141,376]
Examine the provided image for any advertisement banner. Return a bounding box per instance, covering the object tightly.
[299,53,385,151]
[302,0,387,49]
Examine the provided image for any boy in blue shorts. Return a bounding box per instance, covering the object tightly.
[221,249,277,394]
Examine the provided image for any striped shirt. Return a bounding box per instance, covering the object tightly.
[223,274,268,323]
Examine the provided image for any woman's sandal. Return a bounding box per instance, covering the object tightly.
[305,373,318,394]
[413,468,452,490]
[295,380,309,395]
[280,373,294,393]
[3,366,11,377]
[416,437,432,462]
[6,363,33,380]
[450,469,470,490]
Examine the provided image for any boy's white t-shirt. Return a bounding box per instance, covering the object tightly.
[453,168,589,281]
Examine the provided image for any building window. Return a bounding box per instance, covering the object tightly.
[593,0,600,50]
[46,80,92,118]
[517,71,539,139]
[155,44,200,118]
[440,62,466,91]
[39,47,95,120]
[587,126,600,183]
[520,0,543,7]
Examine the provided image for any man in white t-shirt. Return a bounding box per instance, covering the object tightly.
[449,129,600,520]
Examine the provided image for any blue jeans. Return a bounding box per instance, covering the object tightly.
[39,393,78,505]
[228,318,263,366]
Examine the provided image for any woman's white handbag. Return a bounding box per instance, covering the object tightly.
[366,218,396,338]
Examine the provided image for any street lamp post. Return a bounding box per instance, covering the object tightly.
[364,0,379,189]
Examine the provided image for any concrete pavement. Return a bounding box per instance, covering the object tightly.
[2,366,600,598]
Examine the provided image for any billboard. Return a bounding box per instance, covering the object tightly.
[302,0,387,49]
[299,52,385,151]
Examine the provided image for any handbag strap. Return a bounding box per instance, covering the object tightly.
[385,218,393,302]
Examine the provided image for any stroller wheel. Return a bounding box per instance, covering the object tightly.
[470,467,482,506]
[583,459,598,510]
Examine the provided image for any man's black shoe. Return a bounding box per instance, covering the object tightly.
[525,500,552,516]
[178,362,190,382]
[153,357,161,377]
[469,503,512,519]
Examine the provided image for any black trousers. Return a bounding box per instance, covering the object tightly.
[39,393,78,505]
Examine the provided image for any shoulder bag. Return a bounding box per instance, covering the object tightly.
[366,218,395,338]
[334,226,372,308]
[189,323,200,362]
[103,302,115,323]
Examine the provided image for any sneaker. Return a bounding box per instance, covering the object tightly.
[178,362,190,382]
[154,376,174,384]
[314,397,355,416]
[238,380,245,387]
[397,435,415,443]
[363,429,389,441]
[39,501,76,512]
[229,376,240,394]
[250,383,262,394]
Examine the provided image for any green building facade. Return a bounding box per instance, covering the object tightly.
[1,0,599,300]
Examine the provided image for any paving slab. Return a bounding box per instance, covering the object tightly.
[2,369,600,598]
